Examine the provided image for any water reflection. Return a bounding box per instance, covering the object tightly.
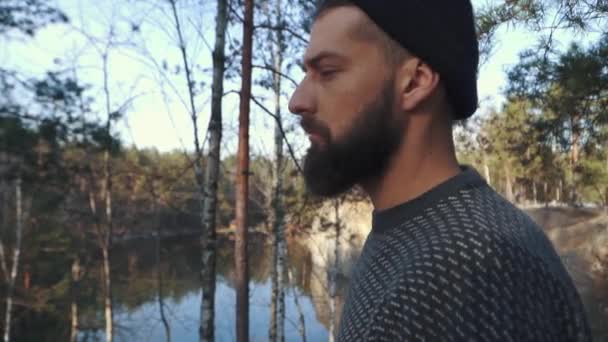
[13,232,608,341]
[76,236,343,342]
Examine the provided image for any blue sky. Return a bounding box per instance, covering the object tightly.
[2,0,597,155]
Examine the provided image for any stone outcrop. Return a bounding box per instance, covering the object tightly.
[526,208,608,277]
[303,199,373,276]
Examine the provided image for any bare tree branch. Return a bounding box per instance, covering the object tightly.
[255,24,308,44]
[168,0,204,164]
[188,17,213,53]
[250,96,303,175]
[253,64,298,87]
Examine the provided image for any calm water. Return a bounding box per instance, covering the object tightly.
[19,233,608,341]
[107,279,328,341]
[73,235,348,342]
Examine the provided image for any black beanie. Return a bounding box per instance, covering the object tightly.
[349,0,479,120]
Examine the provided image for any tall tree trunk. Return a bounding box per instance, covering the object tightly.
[236,0,254,340]
[605,155,608,209]
[102,151,114,342]
[0,235,8,284]
[484,164,491,187]
[199,0,228,341]
[275,150,287,342]
[269,1,287,340]
[87,182,113,342]
[3,176,22,342]
[570,116,581,204]
[0,174,10,284]
[102,245,113,342]
[571,122,580,167]
[100,45,115,342]
[166,2,219,340]
[504,164,514,203]
[483,156,491,187]
[1,170,8,233]
[70,257,81,342]
[532,180,537,205]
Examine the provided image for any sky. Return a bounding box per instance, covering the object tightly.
[2,0,598,156]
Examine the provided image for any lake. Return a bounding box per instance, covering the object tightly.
[12,232,608,341]
[70,235,348,342]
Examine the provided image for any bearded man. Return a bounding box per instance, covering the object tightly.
[288,0,591,340]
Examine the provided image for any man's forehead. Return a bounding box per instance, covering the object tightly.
[303,50,348,65]
[304,6,370,63]
[313,4,367,32]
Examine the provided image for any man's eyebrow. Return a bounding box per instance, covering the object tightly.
[303,51,347,70]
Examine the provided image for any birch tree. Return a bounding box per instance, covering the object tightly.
[1,175,24,342]
[199,0,228,340]
[123,2,220,338]
[74,26,137,342]
[0,6,67,340]
[263,0,288,340]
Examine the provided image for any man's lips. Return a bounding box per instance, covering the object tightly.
[307,132,325,145]
[301,125,326,146]
[300,117,326,142]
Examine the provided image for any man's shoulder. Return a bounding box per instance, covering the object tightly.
[342,185,590,341]
[455,185,566,271]
[377,204,590,341]
[382,184,571,292]
[440,184,558,259]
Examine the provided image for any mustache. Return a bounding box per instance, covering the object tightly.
[300,116,331,140]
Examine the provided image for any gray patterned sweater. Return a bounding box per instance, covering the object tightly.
[337,167,591,341]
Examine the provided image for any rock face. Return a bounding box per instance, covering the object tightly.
[526,208,608,277]
[584,216,608,277]
[300,199,373,331]
[525,207,600,232]
[525,207,608,339]
[304,199,373,277]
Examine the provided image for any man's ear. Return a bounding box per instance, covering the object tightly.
[396,58,441,112]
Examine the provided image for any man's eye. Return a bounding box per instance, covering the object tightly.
[320,69,338,78]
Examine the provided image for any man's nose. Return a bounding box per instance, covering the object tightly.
[288,78,315,117]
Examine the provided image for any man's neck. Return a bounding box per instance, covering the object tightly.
[362,121,461,211]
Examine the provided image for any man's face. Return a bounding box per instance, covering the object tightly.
[288,6,406,197]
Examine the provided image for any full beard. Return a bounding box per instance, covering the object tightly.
[302,80,405,198]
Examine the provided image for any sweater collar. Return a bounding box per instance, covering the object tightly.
[372,166,486,231]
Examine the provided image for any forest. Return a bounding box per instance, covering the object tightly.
[0,0,607,341]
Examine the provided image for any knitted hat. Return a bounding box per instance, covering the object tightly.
[349,0,479,120]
